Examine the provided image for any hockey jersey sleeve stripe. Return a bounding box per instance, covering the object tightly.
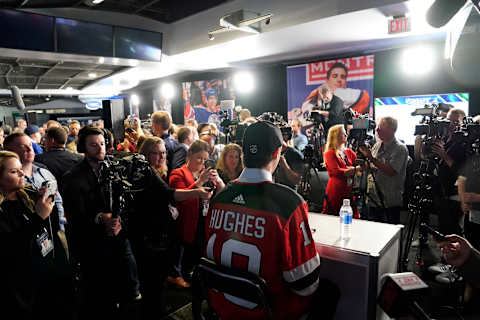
[292,278,319,296]
[285,262,321,295]
[283,254,321,283]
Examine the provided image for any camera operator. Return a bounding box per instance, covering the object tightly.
[303,84,345,133]
[273,124,305,190]
[359,117,408,224]
[431,109,467,235]
[62,127,142,319]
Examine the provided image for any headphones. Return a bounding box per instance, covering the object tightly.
[77,126,104,153]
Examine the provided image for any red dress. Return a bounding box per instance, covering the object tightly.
[322,148,357,216]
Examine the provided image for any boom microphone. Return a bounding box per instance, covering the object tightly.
[9,86,25,110]
[426,0,468,28]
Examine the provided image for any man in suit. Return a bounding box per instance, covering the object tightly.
[171,126,196,170]
[35,127,83,194]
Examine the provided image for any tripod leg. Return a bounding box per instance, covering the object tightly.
[402,211,419,271]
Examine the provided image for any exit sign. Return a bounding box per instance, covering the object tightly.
[388,16,411,34]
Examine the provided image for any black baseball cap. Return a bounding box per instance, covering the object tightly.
[242,121,283,165]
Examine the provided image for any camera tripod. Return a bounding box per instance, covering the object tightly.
[401,159,437,271]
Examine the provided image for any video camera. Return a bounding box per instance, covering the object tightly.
[453,116,480,154]
[412,104,452,160]
[345,109,375,152]
[257,112,293,141]
[98,153,151,219]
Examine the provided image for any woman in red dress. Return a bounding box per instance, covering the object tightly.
[322,124,360,216]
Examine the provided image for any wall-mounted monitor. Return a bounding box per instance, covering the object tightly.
[56,17,113,56]
[374,92,469,145]
[115,26,162,61]
[0,9,54,52]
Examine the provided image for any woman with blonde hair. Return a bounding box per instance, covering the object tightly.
[322,124,360,216]
[138,136,168,181]
[216,143,243,184]
[0,151,73,317]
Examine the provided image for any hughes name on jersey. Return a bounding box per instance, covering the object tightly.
[205,177,321,320]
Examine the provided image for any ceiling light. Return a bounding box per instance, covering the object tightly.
[233,72,254,93]
[131,94,140,106]
[161,83,175,100]
[66,87,73,91]
[98,57,105,64]
[83,0,104,6]
[402,47,435,75]
[88,73,97,79]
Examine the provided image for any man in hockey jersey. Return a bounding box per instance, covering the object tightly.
[205,121,339,320]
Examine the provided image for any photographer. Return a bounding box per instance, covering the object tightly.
[432,109,467,235]
[303,83,345,133]
[360,117,408,224]
[274,125,305,190]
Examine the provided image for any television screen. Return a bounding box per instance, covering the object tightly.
[115,26,162,61]
[374,93,469,145]
[0,9,54,52]
[56,18,113,56]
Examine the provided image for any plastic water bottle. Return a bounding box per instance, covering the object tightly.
[339,199,353,240]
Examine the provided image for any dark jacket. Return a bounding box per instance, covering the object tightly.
[35,148,83,193]
[171,144,188,170]
[62,159,109,262]
[0,190,72,319]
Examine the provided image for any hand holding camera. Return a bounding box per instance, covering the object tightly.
[100,213,122,236]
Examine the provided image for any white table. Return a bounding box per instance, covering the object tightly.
[309,213,402,320]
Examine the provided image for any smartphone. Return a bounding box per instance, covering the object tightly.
[204,159,216,170]
[41,180,57,199]
[420,223,447,241]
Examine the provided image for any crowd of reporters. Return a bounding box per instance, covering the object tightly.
[1,100,480,320]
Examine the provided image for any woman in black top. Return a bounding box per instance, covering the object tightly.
[0,151,71,319]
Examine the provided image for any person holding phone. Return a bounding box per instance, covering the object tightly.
[0,151,74,319]
[439,235,480,288]
[169,140,225,283]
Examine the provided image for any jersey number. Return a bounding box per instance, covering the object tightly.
[299,221,312,246]
[206,234,261,309]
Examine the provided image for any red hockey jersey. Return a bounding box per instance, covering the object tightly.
[205,169,321,320]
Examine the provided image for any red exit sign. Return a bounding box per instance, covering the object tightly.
[388,16,411,34]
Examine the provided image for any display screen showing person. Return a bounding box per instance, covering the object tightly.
[205,121,338,320]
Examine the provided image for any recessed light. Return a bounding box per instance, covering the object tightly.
[98,57,105,64]
[88,73,97,78]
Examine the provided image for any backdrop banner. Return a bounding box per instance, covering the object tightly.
[287,55,374,128]
[182,79,236,127]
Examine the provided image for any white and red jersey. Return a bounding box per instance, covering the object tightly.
[205,168,321,320]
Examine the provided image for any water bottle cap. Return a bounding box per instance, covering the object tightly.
[343,199,350,206]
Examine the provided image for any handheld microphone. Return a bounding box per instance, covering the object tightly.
[9,86,25,110]
[378,272,431,320]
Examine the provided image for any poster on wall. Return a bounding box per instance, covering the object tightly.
[287,55,374,127]
[182,79,236,127]
[375,93,469,145]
